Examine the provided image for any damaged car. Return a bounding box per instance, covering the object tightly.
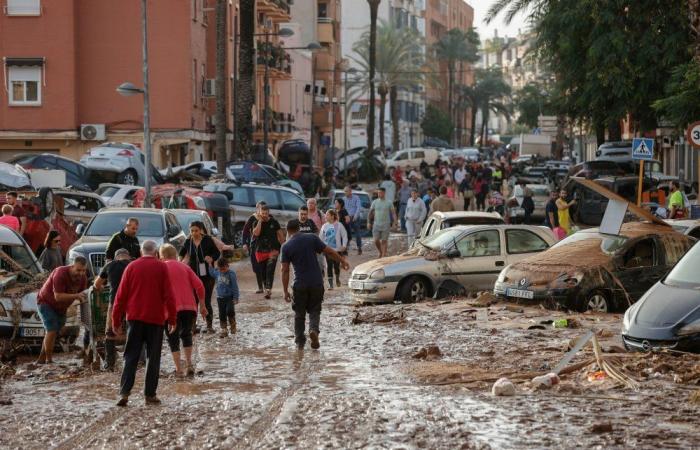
[0,225,79,354]
[494,223,693,313]
[350,225,556,303]
[621,239,700,352]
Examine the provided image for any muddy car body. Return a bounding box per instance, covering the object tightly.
[494,223,693,312]
[351,225,556,303]
[622,242,700,352]
[0,226,79,350]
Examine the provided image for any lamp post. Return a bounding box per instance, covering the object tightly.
[116,0,151,207]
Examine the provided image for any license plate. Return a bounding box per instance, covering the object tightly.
[21,327,45,337]
[506,288,534,300]
[349,280,363,290]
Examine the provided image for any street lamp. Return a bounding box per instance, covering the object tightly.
[116,0,152,208]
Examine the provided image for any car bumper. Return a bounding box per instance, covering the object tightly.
[622,333,700,353]
[349,280,398,303]
[0,324,79,345]
[494,282,573,304]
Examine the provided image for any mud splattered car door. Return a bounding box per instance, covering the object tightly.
[446,230,504,293]
[614,237,667,302]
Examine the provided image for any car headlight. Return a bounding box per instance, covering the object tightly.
[678,320,700,337]
[0,303,6,318]
[369,269,385,280]
[622,309,631,332]
[192,196,207,210]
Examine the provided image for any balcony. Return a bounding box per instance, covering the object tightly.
[257,0,291,21]
[317,17,335,44]
[254,111,296,134]
[256,41,292,77]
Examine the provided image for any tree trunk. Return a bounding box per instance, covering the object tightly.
[469,103,477,146]
[378,85,387,154]
[390,85,399,153]
[215,0,227,174]
[366,0,380,155]
[481,105,489,147]
[235,0,255,160]
[448,62,455,146]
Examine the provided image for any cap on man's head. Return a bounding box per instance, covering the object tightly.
[115,248,131,259]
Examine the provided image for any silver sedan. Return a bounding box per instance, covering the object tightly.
[349,225,557,304]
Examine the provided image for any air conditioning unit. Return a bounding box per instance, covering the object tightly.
[203,79,216,97]
[80,124,106,141]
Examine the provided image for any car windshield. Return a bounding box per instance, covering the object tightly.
[0,243,40,276]
[664,242,700,288]
[85,213,164,237]
[174,213,205,232]
[420,228,464,250]
[552,231,628,254]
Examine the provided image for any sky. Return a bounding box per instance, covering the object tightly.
[468,1,530,41]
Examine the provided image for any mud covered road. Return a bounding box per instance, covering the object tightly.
[1,237,700,449]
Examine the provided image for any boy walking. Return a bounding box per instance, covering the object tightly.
[209,258,240,337]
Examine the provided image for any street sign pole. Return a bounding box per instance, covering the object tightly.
[632,138,654,207]
[686,122,700,198]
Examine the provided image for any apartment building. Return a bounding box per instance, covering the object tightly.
[0,0,239,167]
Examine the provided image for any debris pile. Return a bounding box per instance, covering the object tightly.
[351,310,406,325]
[412,345,442,360]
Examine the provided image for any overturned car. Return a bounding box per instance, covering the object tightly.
[494,223,693,313]
[0,226,79,355]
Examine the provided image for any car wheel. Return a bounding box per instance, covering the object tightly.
[38,187,54,218]
[233,223,245,248]
[584,290,610,313]
[397,276,429,303]
[118,169,138,185]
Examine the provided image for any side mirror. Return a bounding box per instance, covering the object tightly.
[167,225,180,238]
[75,223,85,237]
[445,249,460,258]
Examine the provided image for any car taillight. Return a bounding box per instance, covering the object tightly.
[117,150,134,157]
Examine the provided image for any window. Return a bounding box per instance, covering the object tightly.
[506,229,549,254]
[226,187,251,206]
[457,230,501,257]
[394,152,408,161]
[252,188,281,209]
[623,239,656,269]
[413,150,425,159]
[6,0,40,15]
[8,66,41,105]
[424,218,436,237]
[281,191,305,211]
[318,2,327,17]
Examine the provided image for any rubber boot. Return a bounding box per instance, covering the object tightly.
[219,321,228,338]
[229,317,237,334]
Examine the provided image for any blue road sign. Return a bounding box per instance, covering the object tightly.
[632,138,654,161]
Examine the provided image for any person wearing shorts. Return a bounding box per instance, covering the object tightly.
[368,187,396,258]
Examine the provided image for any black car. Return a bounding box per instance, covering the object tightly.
[9,153,101,191]
[622,240,700,352]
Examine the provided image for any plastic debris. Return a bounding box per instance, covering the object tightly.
[531,372,560,387]
[492,378,516,396]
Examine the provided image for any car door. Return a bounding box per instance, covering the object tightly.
[444,229,503,292]
[614,237,666,300]
[504,228,550,265]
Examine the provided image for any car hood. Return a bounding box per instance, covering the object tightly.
[353,253,428,276]
[0,291,39,313]
[628,282,700,328]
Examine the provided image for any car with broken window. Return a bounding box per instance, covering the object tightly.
[494,223,693,313]
[621,239,700,352]
[414,211,505,242]
[0,225,80,354]
[350,225,556,304]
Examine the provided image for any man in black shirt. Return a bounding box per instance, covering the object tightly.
[105,218,141,260]
[290,206,319,234]
[243,201,266,293]
[544,191,560,230]
[252,205,285,299]
[93,248,132,370]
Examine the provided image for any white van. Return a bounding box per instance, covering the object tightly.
[386,147,440,169]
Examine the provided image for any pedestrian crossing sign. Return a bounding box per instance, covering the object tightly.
[632,138,654,161]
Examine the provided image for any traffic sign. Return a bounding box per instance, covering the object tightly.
[632,138,654,161]
[687,121,700,149]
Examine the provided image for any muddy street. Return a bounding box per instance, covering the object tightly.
[1,237,699,449]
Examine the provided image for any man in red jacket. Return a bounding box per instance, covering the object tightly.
[112,240,177,406]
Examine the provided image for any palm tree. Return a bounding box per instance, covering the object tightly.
[235,0,255,160]
[214,0,227,173]
[350,22,424,153]
[456,84,482,146]
[433,28,480,145]
[474,68,512,146]
[366,0,381,153]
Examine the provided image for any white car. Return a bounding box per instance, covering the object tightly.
[160,161,219,179]
[386,148,441,170]
[95,183,141,207]
[81,142,161,186]
[0,225,80,352]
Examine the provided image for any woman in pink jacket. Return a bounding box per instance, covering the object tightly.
[160,244,206,377]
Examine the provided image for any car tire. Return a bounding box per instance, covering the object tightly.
[38,187,54,218]
[582,289,610,313]
[397,276,430,303]
[118,169,138,186]
[233,223,245,248]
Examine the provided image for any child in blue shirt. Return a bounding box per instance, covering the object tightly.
[208,258,240,337]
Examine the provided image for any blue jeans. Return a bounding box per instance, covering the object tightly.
[217,296,236,322]
[349,219,362,251]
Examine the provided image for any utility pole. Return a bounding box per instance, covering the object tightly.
[232,18,238,160]
[141,0,152,207]
[310,54,317,166]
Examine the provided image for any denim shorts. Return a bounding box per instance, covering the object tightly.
[38,303,66,332]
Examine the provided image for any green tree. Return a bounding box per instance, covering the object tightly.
[473,68,512,146]
[351,22,424,153]
[514,82,554,129]
[433,28,480,145]
[421,105,453,143]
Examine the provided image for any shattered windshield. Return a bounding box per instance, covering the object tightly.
[552,231,628,254]
[419,228,464,251]
[0,244,41,276]
[664,242,700,288]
